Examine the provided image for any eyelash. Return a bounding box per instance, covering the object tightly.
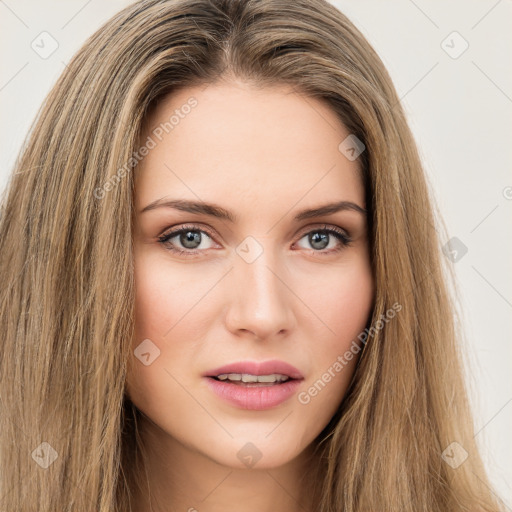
[157,223,352,257]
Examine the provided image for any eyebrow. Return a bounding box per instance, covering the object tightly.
[139,198,367,222]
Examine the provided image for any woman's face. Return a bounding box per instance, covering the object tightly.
[126,80,374,469]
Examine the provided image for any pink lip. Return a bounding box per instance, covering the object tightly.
[203,359,304,380]
[202,359,304,410]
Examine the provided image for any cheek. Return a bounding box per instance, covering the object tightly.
[126,250,220,401]
[133,255,181,338]
[126,254,186,400]
[295,255,373,414]
[301,254,374,346]
[131,248,213,344]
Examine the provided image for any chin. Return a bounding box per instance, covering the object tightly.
[199,436,305,470]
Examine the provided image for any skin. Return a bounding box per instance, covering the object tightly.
[125,78,375,512]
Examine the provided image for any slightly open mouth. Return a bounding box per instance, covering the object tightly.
[208,376,297,387]
[204,372,303,409]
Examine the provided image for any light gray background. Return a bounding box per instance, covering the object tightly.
[1,0,511,506]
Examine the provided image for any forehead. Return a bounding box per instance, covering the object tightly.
[134,81,364,216]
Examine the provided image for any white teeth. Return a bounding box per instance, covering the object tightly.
[241,374,258,383]
[216,373,290,383]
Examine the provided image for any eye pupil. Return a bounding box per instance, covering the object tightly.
[309,232,329,250]
[181,231,201,249]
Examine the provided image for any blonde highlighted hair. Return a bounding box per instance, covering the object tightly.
[0,0,505,510]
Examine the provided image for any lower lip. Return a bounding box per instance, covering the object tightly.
[204,377,302,410]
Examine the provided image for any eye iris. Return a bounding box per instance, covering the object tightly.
[309,232,329,250]
[181,231,201,249]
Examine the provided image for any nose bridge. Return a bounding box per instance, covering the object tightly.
[226,235,294,337]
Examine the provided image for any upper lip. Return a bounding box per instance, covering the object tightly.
[203,359,304,380]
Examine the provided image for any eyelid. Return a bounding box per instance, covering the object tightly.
[157,223,219,245]
[295,222,349,238]
[158,222,348,240]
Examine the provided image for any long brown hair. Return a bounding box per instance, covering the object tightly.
[0,0,505,510]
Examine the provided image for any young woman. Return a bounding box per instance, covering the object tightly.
[0,0,505,510]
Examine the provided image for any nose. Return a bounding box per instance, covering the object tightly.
[224,242,296,340]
